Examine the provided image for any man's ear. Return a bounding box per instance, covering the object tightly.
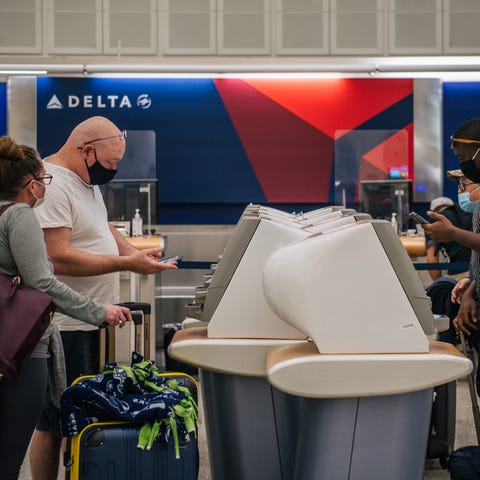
[80,145,94,164]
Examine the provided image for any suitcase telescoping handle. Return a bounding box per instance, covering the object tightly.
[116,302,151,316]
[117,302,152,360]
[99,302,152,369]
[99,302,151,327]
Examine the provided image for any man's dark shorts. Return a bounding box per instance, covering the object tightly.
[36,330,100,432]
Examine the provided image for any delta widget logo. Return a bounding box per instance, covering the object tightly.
[137,94,151,109]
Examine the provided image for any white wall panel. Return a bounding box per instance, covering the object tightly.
[444,0,480,53]
[389,0,442,54]
[163,0,215,54]
[104,0,157,54]
[218,0,270,55]
[331,0,384,54]
[0,0,42,54]
[46,0,102,54]
[275,0,328,54]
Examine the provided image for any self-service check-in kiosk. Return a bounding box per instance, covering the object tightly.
[169,206,469,479]
[169,205,380,480]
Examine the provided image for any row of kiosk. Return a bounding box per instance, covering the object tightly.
[169,205,472,480]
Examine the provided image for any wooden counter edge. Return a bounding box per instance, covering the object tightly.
[266,339,465,370]
[125,235,164,250]
[169,326,208,344]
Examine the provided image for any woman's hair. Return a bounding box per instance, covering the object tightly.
[0,136,42,200]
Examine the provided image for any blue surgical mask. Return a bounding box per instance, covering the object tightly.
[458,191,477,213]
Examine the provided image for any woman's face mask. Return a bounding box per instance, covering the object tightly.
[458,184,480,213]
[458,192,476,213]
[31,179,46,208]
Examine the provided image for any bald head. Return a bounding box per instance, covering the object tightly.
[49,116,126,183]
[68,116,121,147]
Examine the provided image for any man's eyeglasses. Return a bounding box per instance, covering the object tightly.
[450,136,480,148]
[22,174,53,189]
[77,130,127,149]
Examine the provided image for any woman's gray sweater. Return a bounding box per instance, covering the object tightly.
[0,202,106,332]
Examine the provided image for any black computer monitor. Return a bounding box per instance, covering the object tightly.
[360,179,412,230]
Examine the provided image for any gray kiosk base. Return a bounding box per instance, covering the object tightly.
[295,388,433,480]
[201,368,433,480]
[200,369,302,480]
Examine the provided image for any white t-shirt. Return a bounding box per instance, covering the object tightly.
[35,163,119,331]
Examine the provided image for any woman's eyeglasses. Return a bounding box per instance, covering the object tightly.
[22,174,53,189]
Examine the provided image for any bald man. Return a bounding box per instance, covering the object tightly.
[30,116,178,480]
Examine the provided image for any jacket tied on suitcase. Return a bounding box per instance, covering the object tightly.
[60,352,198,459]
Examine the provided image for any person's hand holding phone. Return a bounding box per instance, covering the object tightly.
[421,210,455,242]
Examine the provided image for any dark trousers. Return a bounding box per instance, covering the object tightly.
[0,357,48,479]
[36,330,100,433]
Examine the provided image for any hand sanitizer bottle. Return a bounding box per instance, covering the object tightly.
[132,209,143,237]
[390,212,398,234]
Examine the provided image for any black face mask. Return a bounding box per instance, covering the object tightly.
[85,149,117,185]
[460,160,480,183]
[460,147,480,183]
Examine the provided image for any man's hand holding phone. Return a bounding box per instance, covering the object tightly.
[420,210,455,243]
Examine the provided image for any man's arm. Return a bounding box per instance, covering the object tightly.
[449,227,480,252]
[43,227,176,276]
[424,211,480,251]
[109,224,138,256]
[43,226,133,275]
[425,244,441,281]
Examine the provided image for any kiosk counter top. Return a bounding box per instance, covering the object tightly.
[266,340,471,398]
[399,235,426,257]
[125,235,165,251]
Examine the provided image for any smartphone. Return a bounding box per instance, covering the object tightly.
[159,255,183,264]
[408,211,430,225]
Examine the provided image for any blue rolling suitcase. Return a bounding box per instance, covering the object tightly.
[65,420,199,480]
[63,368,199,480]
[62,302,199,480]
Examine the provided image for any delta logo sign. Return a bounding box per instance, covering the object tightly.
[46,92,152,110]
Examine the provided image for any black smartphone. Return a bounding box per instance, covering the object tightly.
[409,211,430,225]
[159,255,183,264]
